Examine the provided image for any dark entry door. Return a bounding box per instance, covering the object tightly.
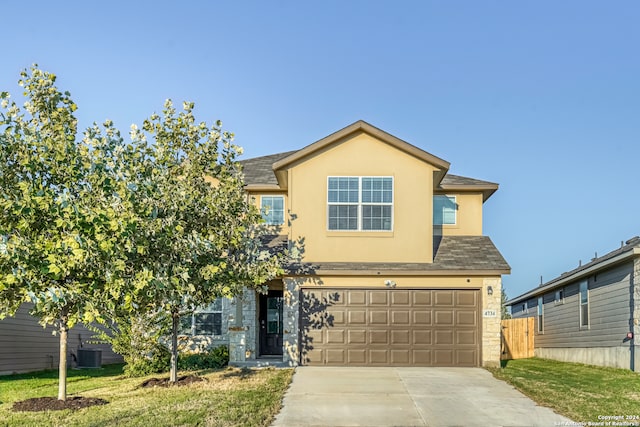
[259,290,283,356]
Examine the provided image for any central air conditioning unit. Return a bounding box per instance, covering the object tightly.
[77,349,102,368]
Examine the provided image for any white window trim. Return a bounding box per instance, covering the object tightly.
[434,195,457,226]
[554,288,565,305]
[537,296,544,333]
[182,299,225,337]
[260,195,285,226]
[579,281,589,329]
[326,176,394,232]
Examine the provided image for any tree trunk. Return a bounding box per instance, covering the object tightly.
[58,319,69,401]
[170,311,178,383]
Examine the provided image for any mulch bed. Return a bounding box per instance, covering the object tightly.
[140,374,204,388]
[11,375,203,412]
[12,396,108,412]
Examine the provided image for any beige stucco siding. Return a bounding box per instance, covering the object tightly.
[288,132,436,263]
[434,192,483,236]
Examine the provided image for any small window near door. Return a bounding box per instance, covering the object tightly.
[180,299,224,336]
[537,296,544,333]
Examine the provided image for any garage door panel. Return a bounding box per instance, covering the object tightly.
[456,350,478,366]
[348,330,366,344]
[348,310,366,324]
[349,291,366,305]
[391,349,410,364]
[369,349,389,364]
[327,329,345,344]
[413,330,432,345]
[369,311,388,324]
[391,330,410,344]
[434,290,454,306]
[392,291,410,305]
[300,289,480,367]
[456,291,477,306]
[456,311,477,326]
[413,350,431,364]
[456,330,477,345]
[348,349,367,364]
[392,310,410,325]
[434,349,454,365]
[434,330,453,345]
[413,311,432,325]
[326,349,346,364]
[370,330,389,344]
[435,311,454,325]
[370,291,388,305]
[328,310,345,325]
[413,291,432,306]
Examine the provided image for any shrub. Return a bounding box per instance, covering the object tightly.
[88,311,172,377]
[178,345,229,370]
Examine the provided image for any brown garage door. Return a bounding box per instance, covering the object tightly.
[300,288,480,366]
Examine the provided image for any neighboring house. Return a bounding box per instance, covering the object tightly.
[0,303,123,375]
[508,236,640,371]
[191,120,509,367]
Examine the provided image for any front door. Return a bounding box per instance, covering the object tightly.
[259,290,283,356]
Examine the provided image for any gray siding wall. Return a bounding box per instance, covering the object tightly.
[0,303,123,375]
[536,262,632,348]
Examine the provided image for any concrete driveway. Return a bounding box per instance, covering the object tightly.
[272,367,573,427]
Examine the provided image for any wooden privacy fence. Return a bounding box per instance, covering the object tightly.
[501,317,535,360]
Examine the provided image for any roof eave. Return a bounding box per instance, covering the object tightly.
[285,267,510,277]
[507,247,640,306]
[245,184,284,192]
[438,183,499,202]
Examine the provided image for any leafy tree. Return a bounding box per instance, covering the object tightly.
[0,66,132,400]
[95,100,284,382]
[501,288,512,320]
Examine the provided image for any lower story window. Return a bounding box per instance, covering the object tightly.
[180,299,223,336]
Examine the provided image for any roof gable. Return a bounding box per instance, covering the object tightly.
[271,120,450,189]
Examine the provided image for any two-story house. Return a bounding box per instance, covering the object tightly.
[207,120,509,368]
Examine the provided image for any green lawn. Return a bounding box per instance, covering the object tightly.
[0,364,294,427]
[487,358,640,423]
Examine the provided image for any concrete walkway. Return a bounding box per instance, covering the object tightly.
[272,367,573,427]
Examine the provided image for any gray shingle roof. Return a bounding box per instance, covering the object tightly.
[240,151,492,191]
[286,235,510,275]
[440,174,497,187]
[239,151,297,186]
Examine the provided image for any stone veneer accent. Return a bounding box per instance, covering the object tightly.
[282,278,301,366]
[482,277,502,367]
[228,289,258,363]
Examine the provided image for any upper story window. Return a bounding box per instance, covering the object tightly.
[434,195,457,225]
[261,196,285,225]
[554,288,565,305]
[579,281,589,328]
[537,296,544,333]
[180,298,224,336]
[327,177,393,231]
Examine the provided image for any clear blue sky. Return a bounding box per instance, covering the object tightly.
[2,1,639,300]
